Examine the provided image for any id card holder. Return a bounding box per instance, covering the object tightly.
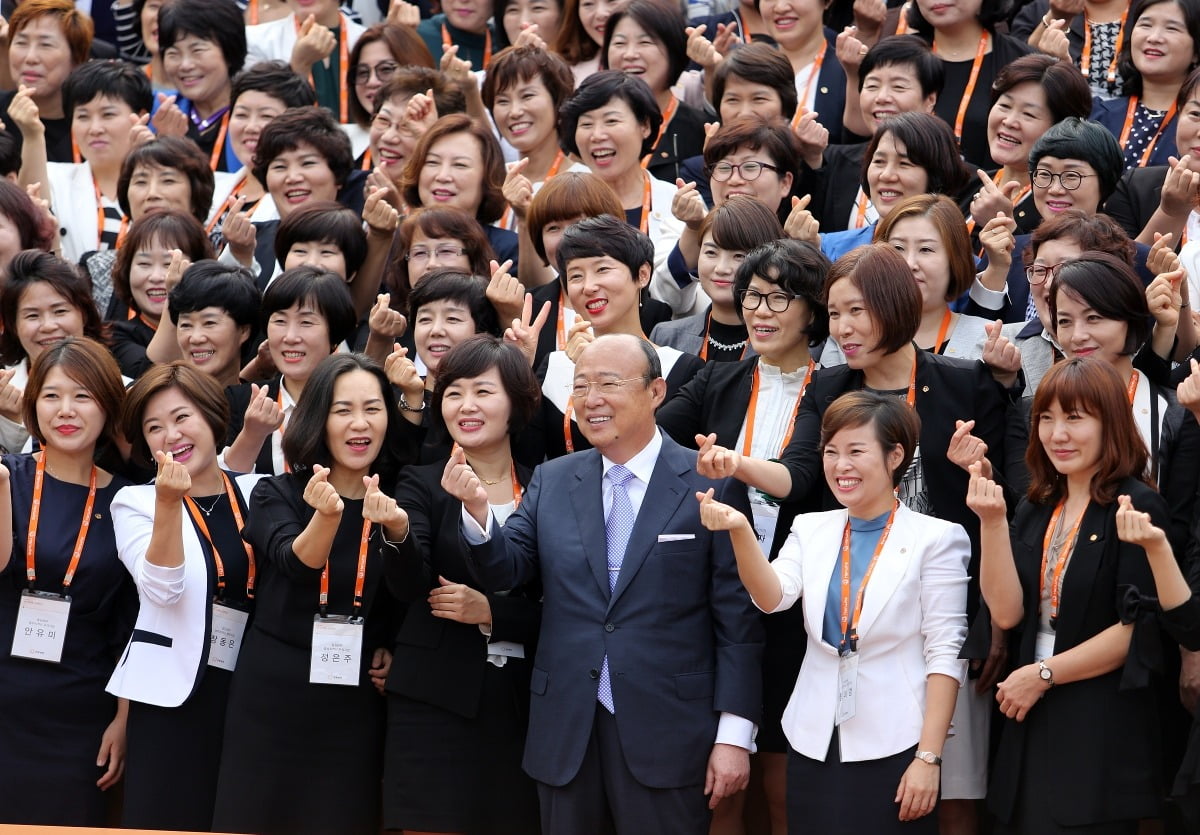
[12,589,71,663]
[208,601,249,671]
[750,499,780,546]
[835,652,858,726]
[310,614,364,686]
[487,640,525,659]
[1034,631,1055,662]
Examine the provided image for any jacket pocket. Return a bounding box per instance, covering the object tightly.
[130,628,173,648]
[674,671,714,700]
[530,666,549,695]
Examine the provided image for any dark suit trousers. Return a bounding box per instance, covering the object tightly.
[537,703,711,835]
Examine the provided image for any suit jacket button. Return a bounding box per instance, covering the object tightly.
[605,623,615,632]
[589,668,600,679]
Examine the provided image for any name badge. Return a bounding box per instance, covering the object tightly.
[310,614,363,686]
[487,640,525,659]
[208,601,249,671]
[12,590,70,664]
[1034,631,1055,663]
[836,652,858,726]
[750,490,780,545]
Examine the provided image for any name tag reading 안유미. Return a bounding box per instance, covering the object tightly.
[310,614,364,686]
[11,590,71,663]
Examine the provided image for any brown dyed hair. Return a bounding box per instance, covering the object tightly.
[401,114,507,224]
[525,172,623,265]
[702,116,799,184]
[1049,250,1151,356]
[819,390,920,488]
[1026,357,1151,505]
[387,207,496,314]
[9,0,93,65]
[113,210,214,310]
[1024,210,1136,269]
[24,336,124,454]
[823,244,921,355]
[120,360,230,469]
[481,44,575,112]
[552,0,600,64]
[347,23,435,127]
[697,195,783,252]
[372,69,468,120]
[991,53,1092,122]
[873,194,975,301]
[862,113,971,199]
[432,335,541,436]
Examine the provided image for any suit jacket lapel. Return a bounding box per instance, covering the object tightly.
[1053,500,1107,642]
[854,506,917,642]
[570,453,609,599]
[608,441,690,612]
[801,510,848,648]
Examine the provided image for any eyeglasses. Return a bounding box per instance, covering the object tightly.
[568,377,647,399]
[1031,169,1097,191]
[709,161,779,182]
[406,245,467,262]
[1025,262,1066,285]
[737,288,796,312]
[353,60,400,85]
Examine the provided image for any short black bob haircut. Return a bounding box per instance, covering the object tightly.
[158,0,248,76]
[432,335,542,436]
[408,269,501,337]
[281,352,406,484]
[557,70,662,159]
[857,35,943,98]
[260,266,357,350]
[556,214,654,283]
[1028,117,1124,205]
[231,60,316,110]
[733,239,830,345]
[64,59,153,116]
[273,201,368,279]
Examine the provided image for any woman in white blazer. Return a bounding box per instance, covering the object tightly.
[106,362,263,832]
[699,390,969,834]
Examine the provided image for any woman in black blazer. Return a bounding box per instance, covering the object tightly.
[656,238,827,833]
[967,358,1165,833]
[384,336,542,834]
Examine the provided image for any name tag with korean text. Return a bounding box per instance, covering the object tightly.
[836,652,858,726]
[12,590,70,663]
[208,601,249,671]
[310,614,363,686]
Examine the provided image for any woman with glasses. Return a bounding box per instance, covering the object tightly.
[365,71,467,199]
[346,23,434,163]
[656,237,829,833]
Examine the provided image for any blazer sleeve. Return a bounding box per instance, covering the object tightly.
[780,375,831,505]
[655,361,715,448]
[765,522,806,614]
[920,520,971,683]
[466,464,545,592]
[111,486,188,607]
[242,475,324,582]
[385,466,437,602]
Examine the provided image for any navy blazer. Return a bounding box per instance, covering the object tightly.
[466,435,764,789]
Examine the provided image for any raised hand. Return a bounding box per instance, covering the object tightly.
[291,14,336,70]
[1148,231,1184,276]
[981,319,1021,387]
[563,318,594,363]
[1035,17,1070,60]
[503,158,534,218]
[150,94,189,138]
[711,20,742,55]
[784,194,820,245]
[1115,494,1168,547]
[363,473,409,540]
[503,292,552,366]
[303,464,344,516]
[1146,268,1185,329]
[835,25,869,76]
[671,179,707,229]
[979,212,1017,271]
[793,110,829,169]
[1160,155,1200,218]
[154,449,192,502]
[946,419,990,475]
[243,382,285,437]
[685,24,722,70]
[852,0,887,39]
[386,0,420,27]
[369,293,408,340]
[220,195,257,267]
[7,85,40,136]
[970,170,1022,227]
[511,22,546,49]
[403,88,440,136]
[0,367,22,422]
[165,248,189,291]
[127,111,154,148]
[1177,358,1200,419]
[428,574,492,624]
[696,487,751,532]
[965,460,1006,524]
[363,183,400,235]
[384,343,424,398]
[441,445,488,519]
[486,259,526,323]
[440,44,473,84]
[695,432,742,480]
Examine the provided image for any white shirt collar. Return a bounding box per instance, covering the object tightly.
[602,428,662,485]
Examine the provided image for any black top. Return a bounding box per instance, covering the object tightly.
[110,315,156,380]
[1103,164,1168,241]
[645,102,709,184]
[0,90,71,163]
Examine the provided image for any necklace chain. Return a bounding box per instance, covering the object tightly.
[191,494,223,516]
[707,334,748,352]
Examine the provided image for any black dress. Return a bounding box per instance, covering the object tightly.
[121,486,255,832]
[383,460,541,833]
[0,453,135,826]
[212,474,396,835]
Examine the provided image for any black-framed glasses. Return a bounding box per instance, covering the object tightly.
[568,377,647,399]
[737,288,796,312]
[1031,169,1097,190]
[709,160,779,182]
[1025,262,1066,285]
[405,245,467,262]
[353,60,400,85]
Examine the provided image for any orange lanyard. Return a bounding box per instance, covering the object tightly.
[1081,9,1127,85]
[791,41,827,128]
[545,150,565,179]
[138,312,158,332]
[296,15,350,122]
[698,313,748,362]
[205,173,249,235]
[452,442,522,506]
[932,307,953,354]
[894,2,910,35]
[637,170,652,235]
[904,351,918,407]
[563,398,577,452]
[248,0,259,24]
[319,517,370,617]
[277,386,292,473]
[142,63,153,81]
[852,189,871,229]
[1119,97,1177,167]
[1126,369,1139,405]
[641,96,679,169]
[740,360,813,457]
[26,453,98,591]
[205,111,230,171]
[555,289,568,350]
[359,148,372,170]
[182,471,257,600]
[443,22,491,70]
[94,176,129,250]
[1040,499,1086,627]
[933,31,989,149]
[838,501,898,654]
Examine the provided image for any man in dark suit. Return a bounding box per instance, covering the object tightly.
[444,332,763,834]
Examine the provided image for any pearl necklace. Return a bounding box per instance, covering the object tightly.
[707,334,748,352]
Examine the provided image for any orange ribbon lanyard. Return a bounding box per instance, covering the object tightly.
[853,189,870,229]
[638,170,652,235]
[1126,369,1139,405]
[555,288,567,350]
[932,307,953,354]
[545,149,565,180]
[142,63,153,81]
[905,351,918,407]
[296,15,350,122]
[443,22,491,70]
[1040,500,1086,627]
[206,111,231,172]
[838,501,898,654]
[138,312,158,332]
[182,472,257,600]
[94,176,129,251]
[563,397,576,453]
[319,517,370,617]
[791,41,827,129]
[933,31,989,149]
[740,360,812,457]
[26,454,98,592]
[249,0,259,24]
[360,148,373,171]
[1119,97,1177,167]
[277,386,292,473]
[699,313,748,362]
[1081,9,1127,85]
[205,173,249,235]
[451,442,522,506]
[641,96,679,169]
[894,3,910,35]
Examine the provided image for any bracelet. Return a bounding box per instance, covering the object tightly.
[399,392,427,412]
[1042,12,1054,27]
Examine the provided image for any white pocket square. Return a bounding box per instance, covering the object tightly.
[657,534,696,542]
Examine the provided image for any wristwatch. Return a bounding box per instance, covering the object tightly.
[914,751,942,766]
[1038,659,1055,687]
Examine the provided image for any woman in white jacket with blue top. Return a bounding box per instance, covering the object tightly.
[698,390,969,834]
[106,362,263,832]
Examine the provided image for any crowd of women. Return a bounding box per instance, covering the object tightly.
[2,0,1200,832]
